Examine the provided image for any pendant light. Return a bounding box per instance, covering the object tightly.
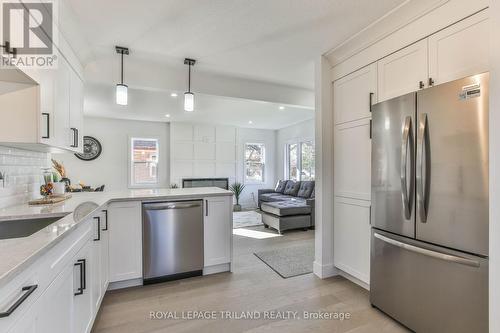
[115,46,129,106]
[184,58,196,112]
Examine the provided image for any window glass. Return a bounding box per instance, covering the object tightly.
[301,141,315,181]
[245,143,265,183]
[288,143,298,181]
[130,138,159,186]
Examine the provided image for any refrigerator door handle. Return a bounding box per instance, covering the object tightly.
[400,116,412,219]
[373,233,480,268]
[417,113,428,223]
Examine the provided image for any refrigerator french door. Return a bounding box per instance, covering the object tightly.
[370,73,489,333]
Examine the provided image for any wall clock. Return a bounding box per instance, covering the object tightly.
[75,136,102,161]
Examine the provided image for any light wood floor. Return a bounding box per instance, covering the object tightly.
[92,226,409,333]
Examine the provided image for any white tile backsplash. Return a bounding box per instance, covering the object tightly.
[0,146,50,209]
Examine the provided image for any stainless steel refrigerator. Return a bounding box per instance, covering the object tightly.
[370,73,489,333]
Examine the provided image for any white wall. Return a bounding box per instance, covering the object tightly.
[275,119,315,180]
[0,146,50,209]
[170,122,276,209]
[56,117,170,191]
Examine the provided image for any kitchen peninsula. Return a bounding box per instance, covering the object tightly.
[0,187,233,333]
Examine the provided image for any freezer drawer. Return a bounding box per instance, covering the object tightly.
[370,229,488,333]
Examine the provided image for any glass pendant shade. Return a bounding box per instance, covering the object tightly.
[184,92,194,112]
[116,84,128,105]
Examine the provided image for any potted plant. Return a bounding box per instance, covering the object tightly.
[229,182,245,211]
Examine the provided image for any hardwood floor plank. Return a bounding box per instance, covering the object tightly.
[92,227,408,333]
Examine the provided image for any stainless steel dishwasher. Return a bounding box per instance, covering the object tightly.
[142,200,203,284]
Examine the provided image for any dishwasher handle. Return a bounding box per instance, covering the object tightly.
[143,202,202,211]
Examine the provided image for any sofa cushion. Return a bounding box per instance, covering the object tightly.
[297,181,315,198]
[261,200,312,216]
[259,193,282,202]
[283,181,300,196]
[274,180,287,193]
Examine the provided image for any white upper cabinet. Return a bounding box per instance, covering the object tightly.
[333,63,377,124]
[428,10,489,86]
[377,39,428,102]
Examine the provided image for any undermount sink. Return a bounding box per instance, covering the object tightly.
[0,216,64,240]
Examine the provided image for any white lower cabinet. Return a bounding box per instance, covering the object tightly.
[204,196,231,267]
[333,198,371,284]
[108,201,142,282]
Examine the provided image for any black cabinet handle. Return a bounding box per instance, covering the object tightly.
[369,119,372,139]
[93,216,101,241]
[70,128,79,148]
[205,200,209,217]
[428,77,434,87]
[0,285,37,318]
[74,259,86,296]
[41,113,50,139]
[102,210,108,231]
[369,92,374,112]
[419,81,425,89]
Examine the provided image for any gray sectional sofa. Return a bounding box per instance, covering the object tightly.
[258,180,315,234]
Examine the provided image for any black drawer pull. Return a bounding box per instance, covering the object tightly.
[102,210,108,231]
[0,284,38,318]
[74,259,86,296]
[94,216,101,241]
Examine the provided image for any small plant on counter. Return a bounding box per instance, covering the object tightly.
[229,182,245,211]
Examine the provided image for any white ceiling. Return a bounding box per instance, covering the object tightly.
[67,0,405,89]
[85,83,313,130]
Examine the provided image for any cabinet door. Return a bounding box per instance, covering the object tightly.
[204,197,231,267]
[73,241,93,333]
[53,57,71,149]
[69,69,84,152]
[333,63,377,124]
[333,198,371,284]
[37,265,73,333]
[377,39,428,102]
[428,10,489,85]
[100,210,110,293]
[334,119,372,200]
[108,201,142,282]
[91,216,102,312]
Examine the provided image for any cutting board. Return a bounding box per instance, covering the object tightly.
[29,194,72,205]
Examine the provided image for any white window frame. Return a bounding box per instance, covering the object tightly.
[128,136,160,188]
[285,139,315,181]
[244,142,266,184]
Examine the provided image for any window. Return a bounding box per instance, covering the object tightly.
[286,141,315,181]
[129,137,159,187]
[244,143,265,183]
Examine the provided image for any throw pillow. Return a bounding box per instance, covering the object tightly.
[283,181,301,196]
[275,180,287,193]
[297,181,315,198]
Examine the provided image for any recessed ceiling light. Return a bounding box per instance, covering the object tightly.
[248,120,253,124]
[165,114,170,118]
[279,106,285,110]
[170,93,178,97]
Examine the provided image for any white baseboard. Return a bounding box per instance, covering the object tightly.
[107,278,143,290]
[313,261,338,279]
[337,269,370,291]
[203,263,231,275]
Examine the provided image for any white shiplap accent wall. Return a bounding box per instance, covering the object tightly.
[0,146,50,209]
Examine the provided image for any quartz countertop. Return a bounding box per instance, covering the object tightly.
[0,187,233,287]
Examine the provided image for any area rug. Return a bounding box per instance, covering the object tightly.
[233,210,263,228]
[254,243,314,278]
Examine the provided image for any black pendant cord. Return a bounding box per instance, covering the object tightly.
[188,63,191,93]
[121,52,124,85]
